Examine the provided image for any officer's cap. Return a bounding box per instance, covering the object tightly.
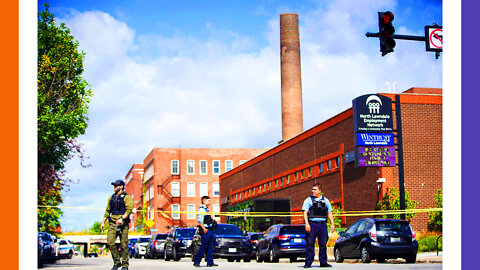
[111,179,125,187]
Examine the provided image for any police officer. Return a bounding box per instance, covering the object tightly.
[100,180,133,270]
[193,195,218,267]
[302,183,334,268]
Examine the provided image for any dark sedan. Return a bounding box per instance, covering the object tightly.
[334,218,418,263]
[146,233,168,259]
[164,227,196,261]
[256,224,305,263]
[191,223,252,262]
[39,232,57,264]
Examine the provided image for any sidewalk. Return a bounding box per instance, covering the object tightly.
[317,248,443,263]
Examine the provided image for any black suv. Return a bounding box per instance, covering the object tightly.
[38,232,57,265]
[146,233,168,259]
[255,224,306,263]
[164,227,196,261]
[191,223,252,262]
[334,218,418,263]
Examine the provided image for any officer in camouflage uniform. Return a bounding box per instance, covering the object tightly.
[101,180,133,270]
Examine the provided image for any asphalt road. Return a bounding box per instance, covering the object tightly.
[41,256,442,270]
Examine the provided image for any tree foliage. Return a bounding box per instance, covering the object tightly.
[38,4,92,233]
[376,187,418,221]
[427,189,443,232]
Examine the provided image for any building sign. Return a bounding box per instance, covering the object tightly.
[352,94,393,132]
[356,146,396,167]
[356,133,394,146]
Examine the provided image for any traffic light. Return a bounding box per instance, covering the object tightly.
[378,11,395,56]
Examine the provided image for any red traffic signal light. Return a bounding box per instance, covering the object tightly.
[378,11,396,56]
[380,11,394,25]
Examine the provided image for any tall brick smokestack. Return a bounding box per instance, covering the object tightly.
[280,13,303,143]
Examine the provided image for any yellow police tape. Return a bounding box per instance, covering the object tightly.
[37,205,442,217]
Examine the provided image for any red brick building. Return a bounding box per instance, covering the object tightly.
[125,148,265,233]
[219,88,442,232]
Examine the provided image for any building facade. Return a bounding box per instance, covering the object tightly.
[219,88,442,232]
[125,148,265,233]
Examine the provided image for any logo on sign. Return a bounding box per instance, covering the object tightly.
[356,133,394,146]
[366,95,383,114]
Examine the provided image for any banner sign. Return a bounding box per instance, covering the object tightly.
[356,133,394,146]
[352,94,393,132]
[356,146,396,167]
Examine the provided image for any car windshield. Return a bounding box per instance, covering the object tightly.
[214,225,242,236]
[175,229,196,238]
[375,221,411,233]
[250,234,262,240]
[129,239,137,244]
[138,237,150,243]
[40,234,50,242]
[156,234,168,240]
[280,226,306,235]
[59,240,68,245]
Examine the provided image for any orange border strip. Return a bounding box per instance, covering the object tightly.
[3,0,19,268]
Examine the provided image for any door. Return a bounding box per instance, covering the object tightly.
[350,220,369,258]
[339,221,360,258]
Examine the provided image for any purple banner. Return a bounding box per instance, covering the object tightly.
[356,146,396,167]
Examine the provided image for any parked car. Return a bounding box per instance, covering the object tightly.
[134,236,151,258]
[164,227,196,261]
[255,224,305,263]
[334,218,418,263]
[55,239,74,259]
[128,238,138,258]
[38,235,44,268]
[191,223,252,263]
[246,232,263,259]
[146,233,168,259]
[39,232,57,264]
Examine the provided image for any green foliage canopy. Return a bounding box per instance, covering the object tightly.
[376,187,418,221]
[427,189,443,232]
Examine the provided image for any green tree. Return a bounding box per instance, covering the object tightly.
[90,221,107,235]
[37,3,92,233]
[327,205,343,229]
[376,187,418,221]
[427,189,443,232]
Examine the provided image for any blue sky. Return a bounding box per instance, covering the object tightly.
[37,0,442,231]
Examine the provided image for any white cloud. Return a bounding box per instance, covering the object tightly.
[59,0,441,230]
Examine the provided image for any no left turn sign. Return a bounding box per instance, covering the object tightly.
[425,25,443,52]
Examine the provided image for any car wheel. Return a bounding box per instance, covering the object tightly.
[269,248,279,263]
[289,257,297,263]
[67,250,73,259]
[377,256,386,263]
[256,249,263,263]
[164,249,170,261]
[405,255,416,264]
[227,258,235,262]
[173,247,180,261]
[243,258,251,263]
[334,248,344,263]
[361,247,371,263]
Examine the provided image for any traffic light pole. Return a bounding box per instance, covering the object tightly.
[365,32,426,41]
[394,95,406,220]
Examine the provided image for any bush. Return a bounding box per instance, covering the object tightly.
[417,234,442,252]
[427,189,442,232]
[376,187,418,221]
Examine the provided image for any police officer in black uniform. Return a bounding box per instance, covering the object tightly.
[302,183,335,268]
[101,180,133,270]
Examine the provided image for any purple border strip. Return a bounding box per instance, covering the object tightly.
[462,1,478,269]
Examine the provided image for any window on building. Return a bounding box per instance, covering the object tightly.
[263,184,266,192]
[295,172,299,182]
[239,160,247,165]
[327,160,332,171]
[187,160,195,175]
[187,182,195,197]
[200,160,207,175]
[171,182,180,197]
[171,160,179,175]
[151,209,155,221]
[144,164,154,181]
[213,182,219,197]
[281,177,284,186]
[213,160,220,175]
[235,194,238,201]
[275,179,278,188]
[200,182,208,196]
[253,187,256,195]
[336,157,341,168]
[187,204,196,219]
[225,160,233,172]
[213,204,220,218]
[287,175,290,184]
[172,204,180,219]
[239,192,242,200]
[309,167,312,177]
[319,163,323,174]
[149,184,154,201]
[248,189,251,196]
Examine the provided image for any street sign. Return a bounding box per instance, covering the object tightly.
[145,219,155,228]
[356,133,394,146]
[352,94,393,132]
[425,25,442,52]
[355,146,396,167]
